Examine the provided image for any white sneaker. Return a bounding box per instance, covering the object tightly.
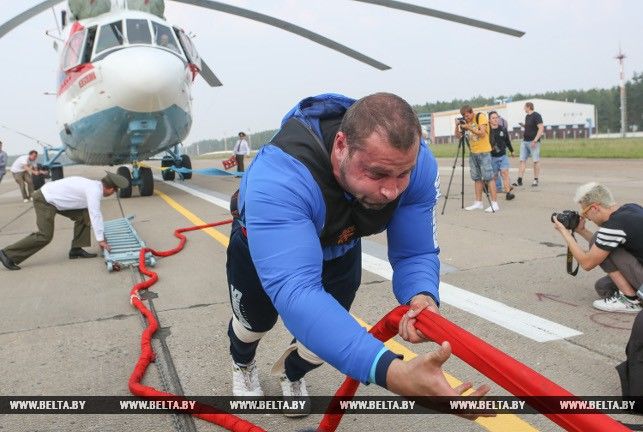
[592,292,642,314]
[232,360,264,396]
[279,374,311,418]
[23,199,29,203]
[465,201,483,211]
[485,202,500,213]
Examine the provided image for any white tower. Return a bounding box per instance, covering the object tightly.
[615,48,627,137]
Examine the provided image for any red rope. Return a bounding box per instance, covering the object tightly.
[318,306,630,432]
[126,220,629,432]
[128,219,266,432]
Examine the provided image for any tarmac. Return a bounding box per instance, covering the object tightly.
[1,156,642,432]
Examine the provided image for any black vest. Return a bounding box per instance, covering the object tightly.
[268,117,400,246]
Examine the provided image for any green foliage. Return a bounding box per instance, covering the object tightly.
[429,138,643,158]
[186,129,278,157]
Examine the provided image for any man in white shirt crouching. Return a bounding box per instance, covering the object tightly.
[0,172,129,270]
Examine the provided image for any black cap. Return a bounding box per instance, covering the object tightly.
[102,171,129,189]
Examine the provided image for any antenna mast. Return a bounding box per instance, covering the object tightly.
[615,48,627,138]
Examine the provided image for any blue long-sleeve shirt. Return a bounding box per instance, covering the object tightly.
[238,96,440,383]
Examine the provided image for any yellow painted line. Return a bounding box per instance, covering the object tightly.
[155,190,229,246]
[155,190,538,432]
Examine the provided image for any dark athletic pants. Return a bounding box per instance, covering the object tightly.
[226,219,361,381]
[617,311,643,399]
[590,233,643,298]
[235,155,245,172]
[2,190,91,264]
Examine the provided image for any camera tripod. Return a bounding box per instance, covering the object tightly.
[441,133,494,214]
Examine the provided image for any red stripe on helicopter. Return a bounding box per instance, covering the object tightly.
[188,63,199,81]
[57,21,89,95]
[58,64,95,96]
[79,71,97,88]
[69,21,85,36]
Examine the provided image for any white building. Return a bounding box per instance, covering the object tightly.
[429,98,596,143]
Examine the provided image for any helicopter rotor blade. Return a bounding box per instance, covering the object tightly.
[199,60,223,87]
[351,0,524,37]
[171,0,391,70]
[0,0,63,40]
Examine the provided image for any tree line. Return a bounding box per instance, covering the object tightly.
[185,129,278,157]
[415,72,643,134]
[186,73,642,155]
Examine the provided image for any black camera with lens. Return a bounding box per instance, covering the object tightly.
[551,210,580,231]
[456,117,466,125]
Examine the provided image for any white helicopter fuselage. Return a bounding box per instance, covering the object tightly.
[56,10,196,165]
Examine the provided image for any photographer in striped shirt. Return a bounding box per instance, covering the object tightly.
[552,182,643,313]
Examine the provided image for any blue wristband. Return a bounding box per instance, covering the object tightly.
[368,347,388,384]
[369,348,403,389]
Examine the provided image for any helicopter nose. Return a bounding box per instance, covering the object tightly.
[100,47,187,112]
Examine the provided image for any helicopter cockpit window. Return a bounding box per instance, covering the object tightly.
[126,19,152,45]
[61,29,85,71]
[95,21,124,54]
[152,22,180,54]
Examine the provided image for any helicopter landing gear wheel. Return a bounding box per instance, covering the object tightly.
[179,154,192,180]
[117,166,132,198]
[161,156,175,181]
[138,167,154,197]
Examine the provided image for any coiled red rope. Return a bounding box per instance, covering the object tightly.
[127,219,629,432]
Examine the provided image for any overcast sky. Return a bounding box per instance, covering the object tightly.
[1,0,642,155]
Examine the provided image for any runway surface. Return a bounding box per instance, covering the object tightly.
[1,156,642,432]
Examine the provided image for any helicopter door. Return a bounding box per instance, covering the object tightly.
[61,29,86,72]
[174,28,201,71]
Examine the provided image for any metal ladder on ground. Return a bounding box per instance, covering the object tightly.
[103,217,156,272]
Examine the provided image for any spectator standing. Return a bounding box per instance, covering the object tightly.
[455,106,500,213]
[514,102,544,187]
[234,132,250,172]
[489,111,515,200]
[0,140,7,184]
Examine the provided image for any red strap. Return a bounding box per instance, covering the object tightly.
[128,219,265,432]
[318,306,630,432]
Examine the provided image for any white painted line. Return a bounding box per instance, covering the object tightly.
[160,178,583,342]
[362,253,582,342]
[153,176,230,209]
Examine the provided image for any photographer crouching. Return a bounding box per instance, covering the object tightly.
[552,182,643,313]
[554,182,643,398]
[455,105,500,213]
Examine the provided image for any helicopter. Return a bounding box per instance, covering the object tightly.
[0,0,524,198]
